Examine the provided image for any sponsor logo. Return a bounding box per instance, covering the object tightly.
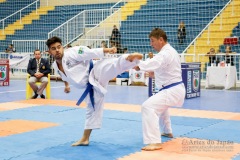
[9,55,23,59]
[135,72,142,79]
[0,65,7,81]
[193,70,200,92]
[66,60,72,69]
[78,47,84,54]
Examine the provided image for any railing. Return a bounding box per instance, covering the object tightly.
[12,40,47,53]
[75,39,110,48]
[198,53,240,80]
[12,0,124,53]
[12,8,121,53]
[48,9,117,47]
[110,0,126,14]
[0,0,40,34]
[182,0,232,54]
[76,8,121,47]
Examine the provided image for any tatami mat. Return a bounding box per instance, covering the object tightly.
[0,80,240,160]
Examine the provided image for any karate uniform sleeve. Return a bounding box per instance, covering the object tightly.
[69,46,105,61]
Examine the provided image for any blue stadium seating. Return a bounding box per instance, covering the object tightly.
[0,0,36,20]
[219,25,240,53]
[0,3,123,52]
[120,0,229,54]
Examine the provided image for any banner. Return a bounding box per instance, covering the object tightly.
[0,59,9,86]
[8,53,30,69]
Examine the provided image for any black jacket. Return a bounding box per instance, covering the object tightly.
[27,58,51,77]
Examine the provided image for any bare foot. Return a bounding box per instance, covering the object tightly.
[141,143,162,151]
[161,133,173,138]
[126,53,143,62]
[71,139,89,146]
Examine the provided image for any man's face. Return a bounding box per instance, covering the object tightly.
[34,51,41,59]
[48,42,64,61]
[225,46,231,53]
[148,52,153,58]
[150,37,163,52]
[210,48,215,53]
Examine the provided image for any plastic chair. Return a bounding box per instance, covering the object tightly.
[26,74,51,99]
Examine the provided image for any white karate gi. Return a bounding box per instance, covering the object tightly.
[52,46,139,129]
[138,44,186,144]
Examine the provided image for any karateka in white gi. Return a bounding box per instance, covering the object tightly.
[134,28,186,151]
[46,36,143,146]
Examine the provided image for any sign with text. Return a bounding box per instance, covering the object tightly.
[0,59,9,86]
[149,62,201,99]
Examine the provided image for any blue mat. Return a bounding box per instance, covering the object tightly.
[233,154,240,160]
[1,105,239,160]
[0,106,86,124]
[37,142,140,160]
[104,110,141,122]
[171,116,223,127]
[184,120,240,142]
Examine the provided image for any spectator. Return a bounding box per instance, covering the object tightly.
[177,21,186,44]
[5,44,16,53]
[147,52,154,60]
[5,44,16,75]
[110,25,121,46]
[101,41,108,48]
[123,48,128,53]
[206,48,216,65]
[224,45,235,66]
[27,49,51,99]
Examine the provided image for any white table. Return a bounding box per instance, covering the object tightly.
[205,66,237,89]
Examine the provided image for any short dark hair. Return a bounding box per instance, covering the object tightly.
[34,49,41,54]
[46,36,62,48]
[149,28,167,42]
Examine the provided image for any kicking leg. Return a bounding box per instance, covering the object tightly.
[92,53,143,87]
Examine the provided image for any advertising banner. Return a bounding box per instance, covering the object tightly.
[0,59,10,86]
[149,62,201,99]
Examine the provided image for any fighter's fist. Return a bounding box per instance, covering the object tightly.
[133,66,140,71]
[109,47,117,54]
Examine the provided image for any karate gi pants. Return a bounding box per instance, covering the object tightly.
[84,54,139,129]
[142,83,185,144]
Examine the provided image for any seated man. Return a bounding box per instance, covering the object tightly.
[27,49,51,99]
[205,48,216,66]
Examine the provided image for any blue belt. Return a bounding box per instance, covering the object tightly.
[76,60,94,109]
[158,81,183,92]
